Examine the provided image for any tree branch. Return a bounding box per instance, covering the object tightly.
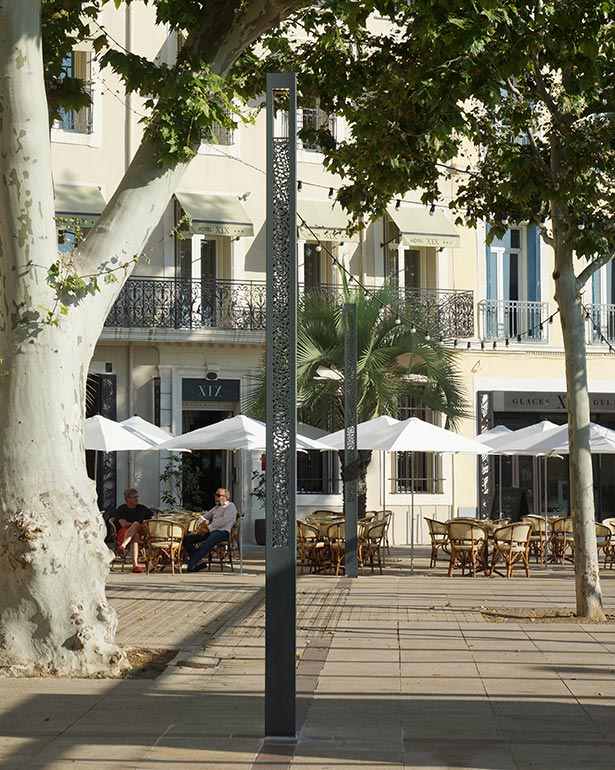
[576,250,615,289]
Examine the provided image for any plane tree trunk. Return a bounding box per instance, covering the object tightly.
[552,201,605,621]
[0,0,313,675]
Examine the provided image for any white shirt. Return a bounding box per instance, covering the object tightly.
[198,500,237,534]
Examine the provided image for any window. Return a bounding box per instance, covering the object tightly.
[297,450,340,495]
[394,397,442,494]
[201,107,236,146]
[298,105,336,152]
[280,99,337,152]
[175,226,219,328]
[53,51,93,134]
[483,224,543,340]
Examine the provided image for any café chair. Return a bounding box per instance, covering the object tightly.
[425,517,450,568]
[206,518,241,572]
[549,516,574,564]
[297,520,326,574]
[595,522,612,568]
[144,519,185,575]
[358,517,389,575]
[326,521,346,576]
[522,515,550,565]
[489,522,531,578]
[447,521,487,577]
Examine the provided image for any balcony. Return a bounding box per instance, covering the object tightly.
[53,82,94,134]
[478,299,549,343]
[585,304,615,345]
[105,277,474,338]
[105,278,267,331]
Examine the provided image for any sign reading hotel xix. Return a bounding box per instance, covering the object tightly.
[182,378,240,402]
[496,391,615,412]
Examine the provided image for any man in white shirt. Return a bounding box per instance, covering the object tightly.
[182,488,237,573]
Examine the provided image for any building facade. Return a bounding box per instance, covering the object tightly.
[52,4,615,545]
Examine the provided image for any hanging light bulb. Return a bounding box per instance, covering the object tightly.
[328,187,334,199]
[410,324,416,333]
[395,199,401,210]
[424,332,431,341]
[429,203,436,215]
[297,180,302,192]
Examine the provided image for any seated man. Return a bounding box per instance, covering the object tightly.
[182,488,237,573]
[115,488,153,573]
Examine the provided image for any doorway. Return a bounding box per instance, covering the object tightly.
[182,409,233,510]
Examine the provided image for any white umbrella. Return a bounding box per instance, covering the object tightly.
[482,420,563,527]
[504,421,615,455]
[320,415,401,531]
[120,415,176,444]
[481,420,561,454]
[84,415,159,452]
[363,417,489,454]
[158,414,331,452]
[319,415,401,450]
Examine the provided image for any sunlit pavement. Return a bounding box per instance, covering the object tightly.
[0,545,613,769]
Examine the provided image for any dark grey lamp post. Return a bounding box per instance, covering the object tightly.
[265,73,297,740]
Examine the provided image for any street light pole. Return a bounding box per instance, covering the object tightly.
[265,73,297,739]
[344,303,358,578]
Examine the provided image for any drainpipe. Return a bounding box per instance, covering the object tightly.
[124,5,132,170]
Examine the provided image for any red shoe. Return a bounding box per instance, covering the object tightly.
[131,566,143,573]
[117,545,126,555]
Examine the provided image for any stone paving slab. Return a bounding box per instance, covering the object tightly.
[0,546,614,769]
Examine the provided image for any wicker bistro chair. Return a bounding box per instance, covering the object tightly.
[358,518,388,575]
[326,521,346,576]
[594,522,612,568]
[144,519,185,575]
[522,515,550,565]
[489,522,532,578]
[425,517,450,568]
[108,516,147,572]
[549,516,574,564]
[297,520,327,574]
[447,521,488,577]
[208,518,241,572]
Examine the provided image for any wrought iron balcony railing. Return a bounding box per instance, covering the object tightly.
[585,304,615,345]
[478,299,549,343]
[105,277,267,331]
[104,277,475,337]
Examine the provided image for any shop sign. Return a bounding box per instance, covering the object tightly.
[182,378,239,402]
[497,391,615,412]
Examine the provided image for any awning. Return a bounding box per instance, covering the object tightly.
[297,200,359,243]
[54,184,106,227]
[387,205,460,249]
[175,192,254,237]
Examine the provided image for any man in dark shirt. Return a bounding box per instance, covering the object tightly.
[115,488,153,573]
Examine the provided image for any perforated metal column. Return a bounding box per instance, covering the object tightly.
[344,303,358,577]
[265,73,297,739]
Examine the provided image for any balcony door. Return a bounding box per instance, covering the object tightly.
[176,235,219,327]
[486,225,540,338]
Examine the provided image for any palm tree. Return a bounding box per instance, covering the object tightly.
[246,281,468,512]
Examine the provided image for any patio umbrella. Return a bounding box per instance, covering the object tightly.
[501,421,615,455]
[481,420,563,528]
[84,415,160,452]
[473,425,513,516]
[158,414,331,452]
[320,415,401,531]
[120,415,176,444]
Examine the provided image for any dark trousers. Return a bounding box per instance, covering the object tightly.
[184,530,230,571]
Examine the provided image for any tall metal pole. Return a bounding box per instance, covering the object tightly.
[265,73,297,739]
[344,303,358,578]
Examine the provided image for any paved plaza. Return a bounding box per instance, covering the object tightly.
[0,546,614,769]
